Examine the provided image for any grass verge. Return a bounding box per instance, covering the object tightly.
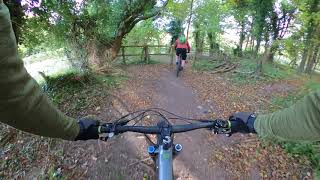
[231,57,296,85]
[191,58,296,85]
[42,70,127,117]
[192,60,221,71]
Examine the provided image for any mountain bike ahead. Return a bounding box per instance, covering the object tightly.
[98,108,231,180]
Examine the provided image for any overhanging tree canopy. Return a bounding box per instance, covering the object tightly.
[24,0,169,72]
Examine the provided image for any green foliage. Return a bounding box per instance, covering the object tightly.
[124,19,162,45]
[270,77,320,111]
[263,63,295,79]
[193,0,223,52]
[230,57,296,84]
[20,0,168,70]
[252,0,274,42]
[192,60,220,71]
[165,0,192,20]
[271,92,302,110]
[42,71,127,114]
[226,0,251,25]
[305,80,320,92]
[194,0,222,33]
[166,19,184,45]
[283,142,320,178]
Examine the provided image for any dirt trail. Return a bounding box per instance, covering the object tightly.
[152,68,229,179]
[2,64,313,179]
[68,65,311,179]
[104,65,259,179]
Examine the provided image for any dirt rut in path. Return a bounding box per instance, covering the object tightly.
[72,65,313,179]
[140,67,258,179]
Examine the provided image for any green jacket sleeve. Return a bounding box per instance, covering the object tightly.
[254,90,320,142]
[0,4,79,140]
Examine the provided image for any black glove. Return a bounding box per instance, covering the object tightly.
[75,118,101,140]
[229,112,257,134]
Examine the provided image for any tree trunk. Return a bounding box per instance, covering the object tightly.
[263,32,270,55]
[305,45,319,74]
[255,58,263,76]
[208,32,214,57]
[250,37,255,52]
[208,32,219,57]
[87,38,122,73]
[244,35,250,52]
[238,20,246,56]
[297,0,318,73]
[255,48,270,76]
[246,20,254,53]
[194,24,204,56]
[266,11,278,63]
[266,45,277,63]
[298,47,310,73]
[5,1,24,44]
[199,38,204,55]
[312,51,320,71]
[254,37,261,57]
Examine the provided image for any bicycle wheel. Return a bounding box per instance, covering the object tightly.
[176,59,181,77]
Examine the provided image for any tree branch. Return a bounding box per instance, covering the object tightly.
[134,0,169,23]
[117,0,169,38]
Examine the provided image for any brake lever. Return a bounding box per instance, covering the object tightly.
[98,123,117,141]
[212,128,231,136]
[211,120,232,137]
[115,118,131,126]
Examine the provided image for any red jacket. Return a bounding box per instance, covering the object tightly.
[175,39,191,51]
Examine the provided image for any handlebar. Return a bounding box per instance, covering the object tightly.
[99,120,230,136]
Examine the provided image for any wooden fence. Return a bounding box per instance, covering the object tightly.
[117,45,175,64]
[117,45,226,65]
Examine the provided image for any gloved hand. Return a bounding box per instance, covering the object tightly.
[75,117,102,140]
[229,112,257,134]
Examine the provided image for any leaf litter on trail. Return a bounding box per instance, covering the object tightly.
[0,64,313,179]
[181,67,313,179]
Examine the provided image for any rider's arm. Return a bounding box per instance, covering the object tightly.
[0,3,79,140]
[254,90,320,141]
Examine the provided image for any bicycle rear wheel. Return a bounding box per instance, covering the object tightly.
[176,59,181,77]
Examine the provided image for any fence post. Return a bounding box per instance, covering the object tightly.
[121,46,126,65]
[144,45,150,63]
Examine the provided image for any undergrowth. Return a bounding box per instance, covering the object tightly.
[191,58,296,85]
[231,57,296,84]
[42,70,127,117]
[0,70,127,179]
[192,60,220,71]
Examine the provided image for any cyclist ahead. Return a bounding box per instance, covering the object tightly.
[0,3,319,142]
[174,34,191,71]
